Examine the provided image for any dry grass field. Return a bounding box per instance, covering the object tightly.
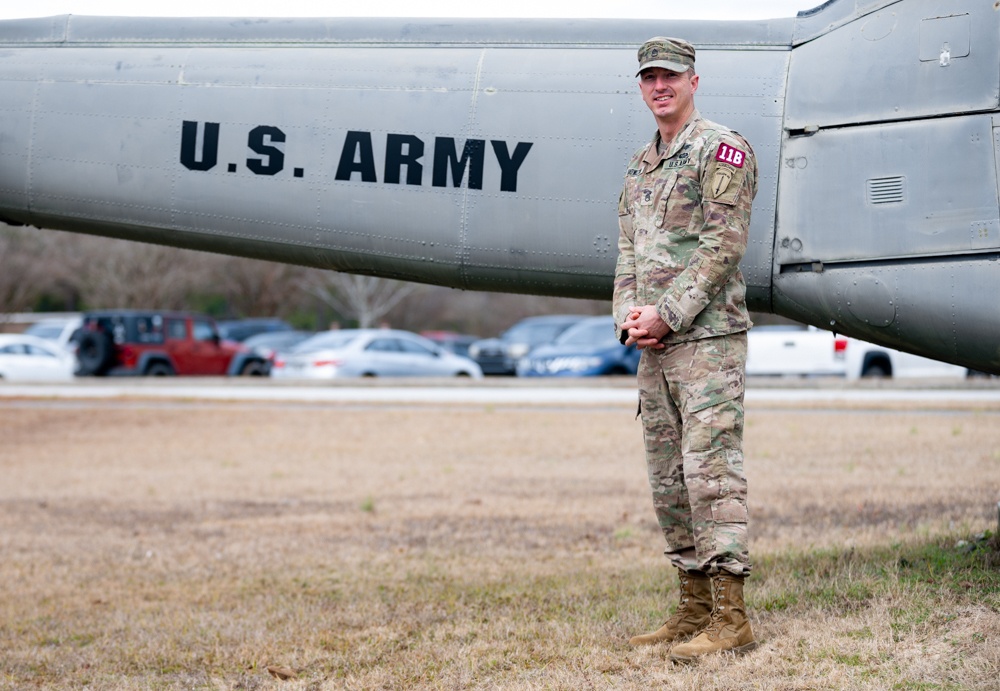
[1,389,998,690]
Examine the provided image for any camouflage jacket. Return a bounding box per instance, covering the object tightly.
[613,110,756,344]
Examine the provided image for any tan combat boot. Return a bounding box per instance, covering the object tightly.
[628,569,712,646]
[669,572,757,662]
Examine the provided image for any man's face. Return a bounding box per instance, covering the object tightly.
[639,67,699,126]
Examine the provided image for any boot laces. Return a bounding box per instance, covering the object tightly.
[662,573,702,627]
[701,579,731,637]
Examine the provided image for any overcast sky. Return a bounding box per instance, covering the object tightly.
[0,1,818,21]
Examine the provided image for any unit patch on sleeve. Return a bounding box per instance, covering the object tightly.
[711,167,734,198]
[706,140,750,205]
[715,143,746,168]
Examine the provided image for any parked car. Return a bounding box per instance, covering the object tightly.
[242,329,315,374]
[467,315,584,375]
[746,324,847,377]
[242,329,315,358]
[842,336,967,380]
[75,310,268,376]
[746,323,968,378]
[420,330,479,358]
[216,318,293,342]
[23,315,83,353]
[270,329,483,379]
[0,334,77,381]
[517,316,640,376]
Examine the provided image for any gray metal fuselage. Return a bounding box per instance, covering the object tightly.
[0,0,997,372]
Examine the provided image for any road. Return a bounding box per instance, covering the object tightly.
[2,377,1000,406]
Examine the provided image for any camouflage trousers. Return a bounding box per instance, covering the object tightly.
[636,332,751,576]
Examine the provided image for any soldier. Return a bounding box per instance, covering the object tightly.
[613,37,758,662]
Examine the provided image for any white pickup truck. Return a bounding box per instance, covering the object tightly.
[745,324,968,379]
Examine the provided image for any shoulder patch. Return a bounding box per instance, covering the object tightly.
[714,142,746,169]
[710,167,736,199]
[704,138,751,205]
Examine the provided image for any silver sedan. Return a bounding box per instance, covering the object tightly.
[270,329,483,379]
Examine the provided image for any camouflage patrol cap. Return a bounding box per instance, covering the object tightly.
[636,37,696,76]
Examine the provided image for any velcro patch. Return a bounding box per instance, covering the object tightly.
[711,168,734,198]
[715,143,746,169]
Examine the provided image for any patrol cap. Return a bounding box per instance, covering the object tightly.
[636,37,695,77]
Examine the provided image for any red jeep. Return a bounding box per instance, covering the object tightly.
[75,310,267,376]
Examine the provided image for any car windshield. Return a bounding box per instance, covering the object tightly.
[244,331,310,349]
[502,321,575,344]
[555,320,619,347]
[292,331,359,353]
[25,323,63,340]
[0,341,59,357]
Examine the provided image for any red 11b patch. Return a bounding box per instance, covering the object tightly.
[715,143,746,168]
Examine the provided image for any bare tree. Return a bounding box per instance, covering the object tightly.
[213,256,308,317]
[0,225,46,320]
[300,271,419,329]
[390,285,609,336]
[2,223,612,336]
[65,238,210,309]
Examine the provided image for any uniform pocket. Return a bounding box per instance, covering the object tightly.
[618,213,634,242]
[711,496,748,524]
[684,365,744,414]
[617,190,634,242]
[654,172,680,231]
[660,167,698,236]
[682,366,745,452]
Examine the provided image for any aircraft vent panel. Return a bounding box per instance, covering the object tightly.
[866,177,905,205]
[777,115,998,264]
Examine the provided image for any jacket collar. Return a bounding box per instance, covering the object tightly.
[641,109,702,170]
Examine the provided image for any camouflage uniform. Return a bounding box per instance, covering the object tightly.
[613,109,757,577]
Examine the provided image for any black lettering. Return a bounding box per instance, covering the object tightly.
[432,138,485,190]
[335,131,377,182]
[180,120,219,171]
[384,134,424,185]
[491,140,533,193]
[246,125,286,176]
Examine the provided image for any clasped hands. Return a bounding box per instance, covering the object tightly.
[622,304,670,350]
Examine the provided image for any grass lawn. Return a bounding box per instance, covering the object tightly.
[1,396,997,689]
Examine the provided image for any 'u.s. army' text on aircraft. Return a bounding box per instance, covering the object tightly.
[0,0,996,373]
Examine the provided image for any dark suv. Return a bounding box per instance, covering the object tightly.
[75,310,268,376]
[467,315,584,375]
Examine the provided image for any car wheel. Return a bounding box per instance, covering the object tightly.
[455,371,472,377]
[145,362,175,376]
[861,362,890,378]
[239,360,267,376]
[76,330,114,376]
